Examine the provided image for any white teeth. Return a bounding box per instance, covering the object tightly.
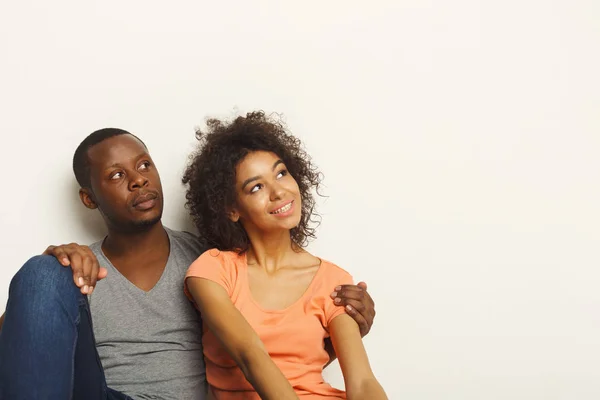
[272,202,292,214]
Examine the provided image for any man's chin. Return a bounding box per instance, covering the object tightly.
[129,213,163,231]
[133,215,162,227]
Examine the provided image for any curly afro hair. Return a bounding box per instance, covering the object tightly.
[182,111,322,253]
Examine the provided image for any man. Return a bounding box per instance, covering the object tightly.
[0,128,376,399]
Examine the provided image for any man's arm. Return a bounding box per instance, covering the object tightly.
[324,281,376,366]
[0,312,4,331]
[187,277,298,400]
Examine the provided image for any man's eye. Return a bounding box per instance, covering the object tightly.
[111,172,123,180]
[139,161,151,170]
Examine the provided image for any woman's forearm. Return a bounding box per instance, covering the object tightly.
[187,278,298,399]
[347,377,388,400]
[239,347,299,400]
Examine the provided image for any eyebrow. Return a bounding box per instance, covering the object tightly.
[241,159,284,190]
[103,152,149,171]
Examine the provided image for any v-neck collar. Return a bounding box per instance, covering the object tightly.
[98,229,173,295]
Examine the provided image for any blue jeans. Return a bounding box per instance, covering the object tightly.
[0,255,131,400]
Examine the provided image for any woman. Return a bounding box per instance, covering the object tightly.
[183,111,387,400]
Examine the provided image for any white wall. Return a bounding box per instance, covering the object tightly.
[1,1,599,398]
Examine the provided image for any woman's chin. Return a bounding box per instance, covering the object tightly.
[275,219,302,232]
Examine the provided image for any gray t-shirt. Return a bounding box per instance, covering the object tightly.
[88,228,207,400]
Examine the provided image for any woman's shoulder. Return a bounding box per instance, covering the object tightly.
[194,248,245,267]
[310,255,353,285]
[199,248,239,258]
[320,258,352,277]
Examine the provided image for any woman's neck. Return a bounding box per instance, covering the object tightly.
[245,228,299,273]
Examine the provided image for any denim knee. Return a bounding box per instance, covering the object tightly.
[10,255,80,303]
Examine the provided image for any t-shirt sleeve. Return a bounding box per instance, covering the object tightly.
[184,249,235,302]
[323,263,354,327]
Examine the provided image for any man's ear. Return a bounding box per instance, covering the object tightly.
[79,188,98,210]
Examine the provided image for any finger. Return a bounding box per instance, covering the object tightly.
[336,286,374,309]
[50,248,71,267]
[69,252,85,288]
[344,303,369,336]
[357,281,368,290]
[42,245,55,255]
[330,285,362,298]
[332,286,372,306]
[97,267,108,280]
[337,297,367,314]
[333,284,365,292]
[345,300,371,336]
[333,294,375,330]
[80,255,94,294]
[332,287,365,301]
[87,248,99,289]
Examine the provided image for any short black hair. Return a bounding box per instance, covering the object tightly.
[72,128,146,188]
[182,111,322,252]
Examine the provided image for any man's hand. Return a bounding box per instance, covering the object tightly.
[331,282,376,337]
[43,243,107,295]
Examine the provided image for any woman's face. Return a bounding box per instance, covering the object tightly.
[230,150,302,235]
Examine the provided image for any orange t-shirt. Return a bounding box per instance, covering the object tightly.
[185,249,353,399]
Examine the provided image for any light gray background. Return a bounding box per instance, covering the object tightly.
[1,1,599,399]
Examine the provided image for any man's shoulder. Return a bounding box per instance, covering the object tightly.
[166,228,207,260]
[88,239,104,259]
[167,228,199,243]
[86,228,208,263]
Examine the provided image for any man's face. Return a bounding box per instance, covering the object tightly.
[84,134,164,231]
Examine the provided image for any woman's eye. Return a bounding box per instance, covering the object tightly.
[111,172,123,180]
[250,184,262,193]
[276,169,288,179]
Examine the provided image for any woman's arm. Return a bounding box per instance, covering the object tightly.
[330,314,388,400]
[186,277,298,400]
[324,281,377,367]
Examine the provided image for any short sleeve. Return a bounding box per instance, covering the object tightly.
[184,249,236,302]
[323,263,354,327]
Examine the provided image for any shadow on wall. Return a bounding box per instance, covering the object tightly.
[68,180,107,240]
[176,203,199,236]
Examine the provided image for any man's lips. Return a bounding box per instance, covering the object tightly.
[132,192,158,207]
